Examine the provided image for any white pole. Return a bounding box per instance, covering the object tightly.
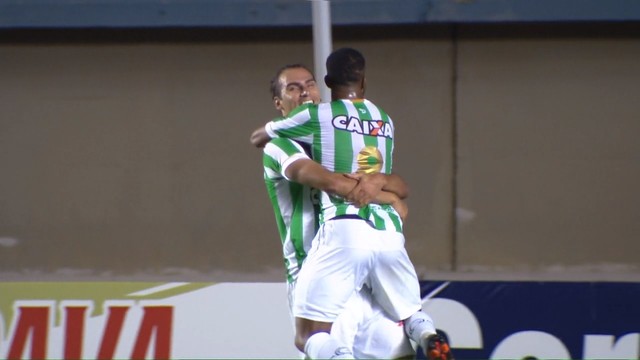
[311,0,332,102]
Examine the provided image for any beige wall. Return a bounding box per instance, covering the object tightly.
[0,26,638,281]
[456,34,640,275]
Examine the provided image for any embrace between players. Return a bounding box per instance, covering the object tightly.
[250,48,453,360]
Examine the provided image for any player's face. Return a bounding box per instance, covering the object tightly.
[274,67,320,116]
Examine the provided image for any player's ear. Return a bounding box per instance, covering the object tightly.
[273,96,283,111]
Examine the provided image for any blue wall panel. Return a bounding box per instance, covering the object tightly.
[2,0,640,29]
[420,281,640,359]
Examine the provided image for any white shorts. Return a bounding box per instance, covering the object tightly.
[288,283,415,359]
[292,218,422,323]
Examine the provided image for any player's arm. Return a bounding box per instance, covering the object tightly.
[284,158,407,219]
[250,125,271,148]
[285,158,356,197]
[345,172,409,207]
[381,173,409,199]
[250,104,314,148]
[369,186,408,220]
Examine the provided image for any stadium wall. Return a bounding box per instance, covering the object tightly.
[0,24,639,281]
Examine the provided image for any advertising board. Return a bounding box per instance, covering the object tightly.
[0,281,638,359]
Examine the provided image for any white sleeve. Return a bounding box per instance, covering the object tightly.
[281,153,311,181]
[265,122,278,138]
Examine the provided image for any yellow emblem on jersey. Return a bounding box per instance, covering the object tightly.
[356,146,383,174]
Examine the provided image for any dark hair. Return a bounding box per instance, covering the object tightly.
[325,47,365,87]
[269,63,314,99]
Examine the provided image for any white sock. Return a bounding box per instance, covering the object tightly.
[404,311,436,348]
[304,332,353,359]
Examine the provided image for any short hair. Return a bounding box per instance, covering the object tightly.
[325,47,365,87]
[269,63,314,99]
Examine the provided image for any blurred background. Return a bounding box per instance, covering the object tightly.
[1,0,639,282]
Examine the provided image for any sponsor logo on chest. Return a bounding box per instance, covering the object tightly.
[332,115,393,139]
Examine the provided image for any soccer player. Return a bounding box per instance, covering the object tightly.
[252,49,453,360]
[262,63,415,359]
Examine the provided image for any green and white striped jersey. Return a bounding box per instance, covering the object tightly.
[263,138,319,284]
[265,99,403,233]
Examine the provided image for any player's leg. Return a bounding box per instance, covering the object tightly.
[295,318,351,359]
[292,220,373,359]
[350,285,415,359]
[329,290,362,353]
[405,311,454,360]
[369,230,453,360]
[289,269,353,359]
[286,282,306,359]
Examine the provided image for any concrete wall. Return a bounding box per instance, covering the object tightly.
[0,25,638,281]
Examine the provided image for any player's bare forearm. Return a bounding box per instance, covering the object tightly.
[285,158,357,196]
[285,159,408,217]
[346,172,409,206]
[250,125,271,148]
[383,173,409,199]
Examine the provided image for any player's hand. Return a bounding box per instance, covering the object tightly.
[345,173,385,207]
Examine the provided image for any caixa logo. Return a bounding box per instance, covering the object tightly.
[424,298,640,359]
[0,300,172,359]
